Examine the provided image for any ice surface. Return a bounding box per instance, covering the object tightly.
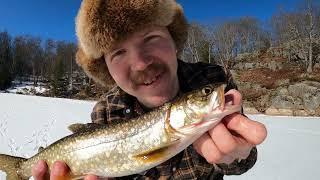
[0,93,319,180]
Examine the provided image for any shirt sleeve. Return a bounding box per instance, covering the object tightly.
[171,146,257,178]
[91,100,109,125]
[215,147,258,175]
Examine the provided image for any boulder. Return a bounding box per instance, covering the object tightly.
[278,87,289,96]
[294,110,310,116]
[275,79,290,87]
[253,94,271,113]
[243,107,260,114]
[288,81,320,98]
[271,95,296,109]
[265,107,293,116]
[233,63,244,70]
[303,93,320,111]
[244,63,254,69]
[287,81,320,111]
[315,107,320,116]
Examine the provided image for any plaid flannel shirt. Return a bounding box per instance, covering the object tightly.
[91,60,257,179]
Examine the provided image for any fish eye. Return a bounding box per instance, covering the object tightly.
[202,87,212,95]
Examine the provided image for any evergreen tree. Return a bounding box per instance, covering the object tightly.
[0,31,13,90]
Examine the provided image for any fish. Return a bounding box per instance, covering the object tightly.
[0,83,241,179]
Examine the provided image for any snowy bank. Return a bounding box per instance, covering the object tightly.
[0,93,319,180]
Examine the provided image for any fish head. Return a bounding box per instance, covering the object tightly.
[183,83,225,121]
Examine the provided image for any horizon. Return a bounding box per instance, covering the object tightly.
[0,0,302,42]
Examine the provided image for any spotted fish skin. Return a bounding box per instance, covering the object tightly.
[0,83,241,179]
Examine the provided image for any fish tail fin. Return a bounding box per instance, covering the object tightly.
[0,154,27,180]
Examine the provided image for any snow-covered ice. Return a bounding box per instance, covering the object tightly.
[5,82,48,94]
[225,114,320,180]
[0,93,95,158]
[0,93,319,180]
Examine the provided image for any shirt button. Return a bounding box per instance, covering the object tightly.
[172,167,176,172]
[125,108,131,114]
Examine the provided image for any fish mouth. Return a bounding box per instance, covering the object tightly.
[202,85,241,122]
[208,84,226,112]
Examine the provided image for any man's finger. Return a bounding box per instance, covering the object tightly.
[193,133,223,164]
[223,113,267,145]
[50,161,70,180]
[225,89,242,106]
[208,123,237,155]
[84,174,100,180]
[32,160,49,180]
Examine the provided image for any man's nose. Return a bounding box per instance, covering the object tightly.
[130,49,152,71]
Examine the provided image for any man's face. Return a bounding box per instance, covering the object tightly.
[105,26,179,108]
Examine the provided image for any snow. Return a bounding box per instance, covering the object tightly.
[4,82,48,94]
[225,115,320,180]
[0,93,319,180]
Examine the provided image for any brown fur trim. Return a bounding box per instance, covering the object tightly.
[76,47,115,87]
[75,0,188,87]
[167,3,188,55]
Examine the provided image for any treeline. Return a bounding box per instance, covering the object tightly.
[0,0,319,94]
[0,32,89,95]
[181,0,320,72]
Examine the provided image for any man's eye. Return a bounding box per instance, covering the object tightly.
[144,35,160,43]
[111,49,126,60]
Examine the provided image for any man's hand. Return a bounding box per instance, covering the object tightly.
[193,89,267,164]
[32,160,99,180]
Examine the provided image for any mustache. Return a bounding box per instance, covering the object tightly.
[130,63,166,85]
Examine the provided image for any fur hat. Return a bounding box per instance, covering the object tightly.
[75,0,188,87]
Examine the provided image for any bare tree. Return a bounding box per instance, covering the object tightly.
[26,37,43,85]
[43,39,56,80]
[182,23,211,63]
[212,21,238,68]
[208,17,270,68]
[272,0,320,73]
[303,0,320,72]
[237,17,271,53]
[12,36,30,81]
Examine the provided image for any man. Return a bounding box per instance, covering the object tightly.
[32,0,267,179]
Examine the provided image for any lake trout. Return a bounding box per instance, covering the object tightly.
[0,83,241,179]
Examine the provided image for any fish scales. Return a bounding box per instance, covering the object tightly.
[18,107,171,178]
[0,83,242,179]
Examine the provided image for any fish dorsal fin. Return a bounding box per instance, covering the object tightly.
[67,123,100,133]
[38,146,45,153]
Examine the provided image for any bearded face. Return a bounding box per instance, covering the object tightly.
[105,26,179,108]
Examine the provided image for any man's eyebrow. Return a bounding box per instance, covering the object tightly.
[142,30,152,36]
[109,45,121,53]
[141,28,159,37]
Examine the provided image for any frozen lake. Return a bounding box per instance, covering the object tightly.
[1,93,319,180]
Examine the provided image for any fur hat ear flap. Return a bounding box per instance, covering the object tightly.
[167,3,188,55]
[76,47,115,88]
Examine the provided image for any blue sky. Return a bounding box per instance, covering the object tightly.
[0,0,301,42]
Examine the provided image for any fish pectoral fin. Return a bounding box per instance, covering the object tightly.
[68,123,100,133]
[132,139,180,163]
